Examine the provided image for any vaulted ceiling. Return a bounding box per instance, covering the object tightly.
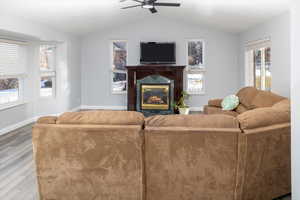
[0,0,291,35]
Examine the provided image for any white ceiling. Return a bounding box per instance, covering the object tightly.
[0,0,291,36]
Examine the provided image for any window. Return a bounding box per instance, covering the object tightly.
[186,39,205,94]
[40,44,56,97]
[0,40,27,108]
[111,40,127,94]
[187,73,205,94]
[245,39,271,91]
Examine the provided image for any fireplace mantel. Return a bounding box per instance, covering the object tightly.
[126,65,186,111]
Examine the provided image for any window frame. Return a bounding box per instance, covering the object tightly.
[39,44,57,99]
[0,75,25,110]
[245,39,271,91]
[0,39,27,110]
[186,39,206,95]
[110,40,128,95]
[186,70,206,95]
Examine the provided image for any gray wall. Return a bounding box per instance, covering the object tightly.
[291,1,299,199]
[81,17,240,109]
[0,16,81,130]
[238,12,291,97]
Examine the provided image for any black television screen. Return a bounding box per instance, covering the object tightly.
[140,42,176,64]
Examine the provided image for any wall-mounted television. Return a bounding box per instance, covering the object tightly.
[140,42,176,64]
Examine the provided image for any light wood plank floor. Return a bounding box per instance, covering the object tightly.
[0,124,292,200]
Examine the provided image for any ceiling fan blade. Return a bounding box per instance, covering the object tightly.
[122,4,141,9]
[153,3,180,7]
[149,7,158,13]
[131,0,144,3]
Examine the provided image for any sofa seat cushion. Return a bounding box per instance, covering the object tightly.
[57,111,144,125]
[237,107,290,130]
[204,106,239,117]
[146,114,240,128]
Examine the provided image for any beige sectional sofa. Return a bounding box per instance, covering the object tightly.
[33,111,145,200]
[32,88,291,200]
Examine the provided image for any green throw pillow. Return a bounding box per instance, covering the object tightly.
[221,95,239,111]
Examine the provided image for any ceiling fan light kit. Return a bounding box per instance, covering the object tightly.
[142,4,154,9]
[121,0,181,14]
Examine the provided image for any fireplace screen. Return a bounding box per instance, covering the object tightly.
[141,84,170,110]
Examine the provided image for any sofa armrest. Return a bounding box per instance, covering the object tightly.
[36,116,57,124]
[208,98,223,107]
[237,107,290,130]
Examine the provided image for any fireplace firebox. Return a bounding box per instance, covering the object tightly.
[141,84,170,110]
[137,75,174,116]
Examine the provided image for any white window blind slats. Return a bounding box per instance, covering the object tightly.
[0,42,27,76]
[40,71,56,77]
[245,38,271,51]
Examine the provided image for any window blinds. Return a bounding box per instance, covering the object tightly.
[0,40,27,77]
[245,38,271,51]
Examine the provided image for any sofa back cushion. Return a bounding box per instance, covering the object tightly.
[236,87,259,109]
[236,87,286,109]
[56,111,144,126]
[146,114,239,129]
[251,91,286,108]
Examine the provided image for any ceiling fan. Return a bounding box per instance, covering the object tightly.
[120,0,181,14]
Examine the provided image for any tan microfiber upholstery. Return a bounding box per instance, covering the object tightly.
[203,105,239,117]
[236,87,259,109]
[33,111,144,200]
[57,110,144,125]
[208,98,223,107]
[272,99,290,111]
[146,114,239,128]
[237,106,290,130]
[145,115,241,200]
[36,116,57,124]
[236,126,291,200]
[235,104,248,114]
[235,100,291,200]
[251,91,286,108]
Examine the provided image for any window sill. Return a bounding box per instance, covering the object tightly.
[39,96,56,100]
[0,101,27,111]
[112,91,127,95]
[187,91,206,96]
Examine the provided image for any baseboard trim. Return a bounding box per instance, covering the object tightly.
[81,105,127,110]
[0,106,81,136]
[0,118,36,136]
[189,106,204,112]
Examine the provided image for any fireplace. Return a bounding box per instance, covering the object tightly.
[126,65,186,115]
[137,75,174,116]
[141,84,170,110]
